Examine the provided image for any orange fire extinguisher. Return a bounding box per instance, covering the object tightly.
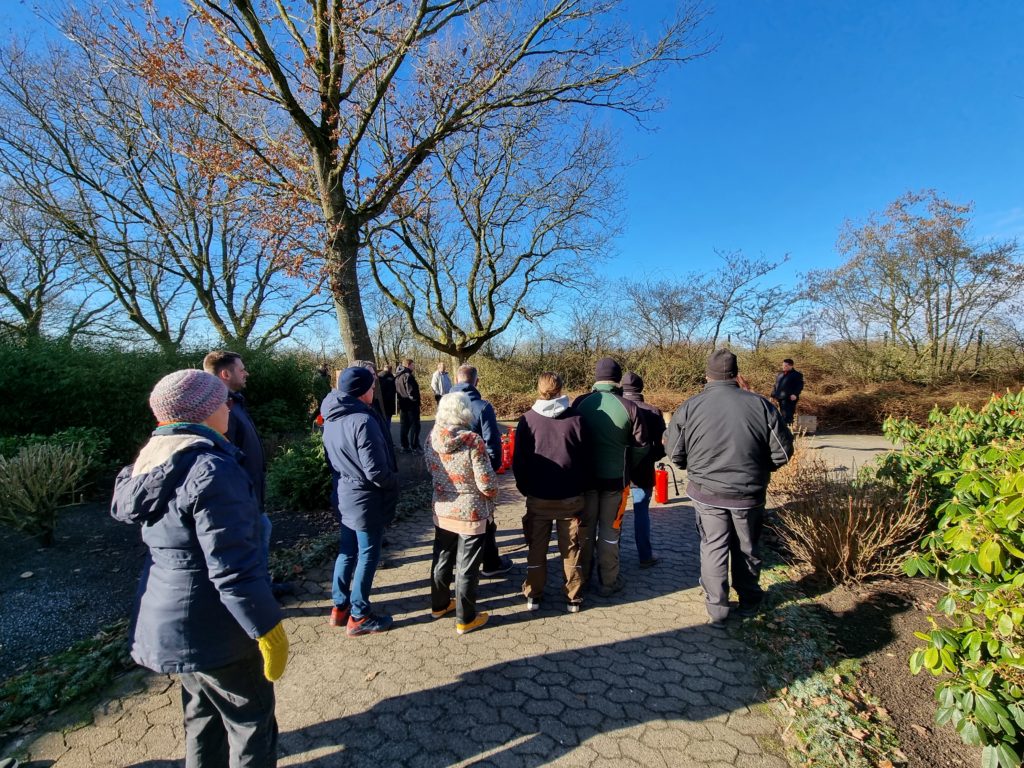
[653,463,679,504]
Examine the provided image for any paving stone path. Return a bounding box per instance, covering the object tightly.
[24,469,789,768]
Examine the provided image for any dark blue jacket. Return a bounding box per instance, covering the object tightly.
[226,392,266,510]
[110,424,281,674]
[321,391,399,531]
[451,382,502,470]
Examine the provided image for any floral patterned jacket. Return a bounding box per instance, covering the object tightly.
[424,425,499,536]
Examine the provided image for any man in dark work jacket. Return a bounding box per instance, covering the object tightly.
[667,349,793,625]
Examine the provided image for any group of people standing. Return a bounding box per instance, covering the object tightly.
[111,348,799,767]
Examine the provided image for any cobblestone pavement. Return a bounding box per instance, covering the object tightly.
[23,471,788,768]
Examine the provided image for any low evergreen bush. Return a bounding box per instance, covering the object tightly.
[887,392,1024,768]
[0,442,91,545]
[266,432,332,511]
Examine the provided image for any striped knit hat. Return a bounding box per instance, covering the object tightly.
[149,369,227,424]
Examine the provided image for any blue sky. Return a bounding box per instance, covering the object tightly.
[4,1,1022,293]
[609,1,1024,286]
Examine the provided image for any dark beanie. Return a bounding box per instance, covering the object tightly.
[706,349,739,380]
[339,366,374,398]
[594,357,622,382]
[620,372,644,393]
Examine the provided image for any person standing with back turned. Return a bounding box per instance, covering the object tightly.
[620,372,666,568]
[394,358,422,453]
[322,366,399,636]
[572,357,649,597]
[451,364,513,577]
[667,349,793,625]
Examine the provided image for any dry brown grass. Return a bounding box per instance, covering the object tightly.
[768,440,928,584]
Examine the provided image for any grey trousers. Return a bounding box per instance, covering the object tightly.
[579,489,629,588]
[692,500,765,621]
[179,650,278,768]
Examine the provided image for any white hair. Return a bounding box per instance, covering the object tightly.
[435,392,474,430]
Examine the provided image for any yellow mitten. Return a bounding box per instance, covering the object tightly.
[257,622,289,682]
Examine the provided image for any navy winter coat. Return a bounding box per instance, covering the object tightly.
[450,382,503,470]
[321,391,399,531]
[110,424,281,674]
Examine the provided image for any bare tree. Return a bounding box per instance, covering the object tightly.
[366,289,415,369]
[807,190,1023,379]
[0,193,114,341]
[368,111,617,363]
[624,277,708,351]
[0,40,331,352]
[735,285,799,350]
[93,0,713,362]
[703,250,787,349]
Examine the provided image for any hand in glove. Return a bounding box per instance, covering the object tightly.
[257,622,289,682]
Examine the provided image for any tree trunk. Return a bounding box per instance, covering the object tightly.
[327,232,376,365]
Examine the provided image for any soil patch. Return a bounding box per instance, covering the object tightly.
[817,578,982,768]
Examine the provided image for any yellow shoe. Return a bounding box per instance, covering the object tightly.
[430,599,456,619]
[456,611,489,635]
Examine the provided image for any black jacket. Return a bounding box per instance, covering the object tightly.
[378,372,397,414]
[226,392,266,510]
[772,369,804,402]
[394,366,420,408]
[513,398,590,500]
[621,391,666,490]
[667,380,793,507]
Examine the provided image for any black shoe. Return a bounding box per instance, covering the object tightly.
[271,582,296,598]
[480,557,513,577]
[736,603,762,618]
[639,558,660,569]
[597,576,626,597]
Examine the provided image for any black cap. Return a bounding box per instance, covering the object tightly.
[594,357,622,382]
[621,372,644,393]
[706,349,738,380]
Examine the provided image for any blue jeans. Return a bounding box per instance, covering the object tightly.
[332,524,384,619]
[631,486,653,562]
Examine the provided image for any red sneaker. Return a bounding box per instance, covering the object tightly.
[329,605,350,627]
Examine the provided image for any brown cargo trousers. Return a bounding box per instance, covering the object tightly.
[521,495,585,603]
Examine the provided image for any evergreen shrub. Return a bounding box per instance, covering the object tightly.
[0,339,318,463]
[266,432,332,511]
[884,392,1024,768]
[0,442,91,545]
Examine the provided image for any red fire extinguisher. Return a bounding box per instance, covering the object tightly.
[497,433,511,474]
[653,463,679,504]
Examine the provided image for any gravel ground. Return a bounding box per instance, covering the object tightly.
[0,500,338,681]
[0,502,145,680]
